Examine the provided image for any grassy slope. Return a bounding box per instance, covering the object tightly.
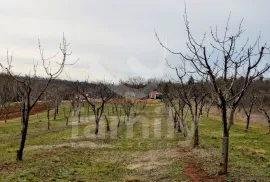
[0,103,269,181]
[197,115,270,181]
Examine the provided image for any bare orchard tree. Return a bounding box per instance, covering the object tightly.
[44,89,55,130]
[257,88,270,134]
[240,89,256,131]
[162,82,189,137]
[71,95,78,116]
[161,85,172,115]
[77,81,114,135]
[63,103,72,126]
[166,63,208,147]
[117,78,150,122]
[156,8,270,174]
[205,93,215,118]
[121,97,135,122]
[104,114,110,132]
[52,86,63,121]
[77,98,82,123]
[132,99,147,118]
[110,92,123,128]
[188,82,208,147]
[258,107,270,134]
[71,93,83,123]
[114,100,123,128]
[0,76,15,123]
[0,35,77,160]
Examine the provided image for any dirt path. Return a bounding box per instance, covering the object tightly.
[157,105,226,182]
[173,148,225,182]
[183,160,225,182]
[25,141,113,151]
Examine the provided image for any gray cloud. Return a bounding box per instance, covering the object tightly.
[0,0,270,80]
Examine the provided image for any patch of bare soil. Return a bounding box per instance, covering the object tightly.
[126,149,180,171]
[180,147,226,182]
[0,103,47,122]
[183,160,225,182]
[0,162,19,172]
[34,151,56,158]
[25,141,113,151]
[125,147,225,181]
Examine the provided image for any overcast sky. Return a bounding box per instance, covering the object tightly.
[0,0,269,81]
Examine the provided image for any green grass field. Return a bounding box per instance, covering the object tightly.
[0,103,269,181]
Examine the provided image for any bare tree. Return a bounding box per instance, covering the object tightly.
[165,64,208,147]
[258,108,270,134]
[104,114,110,132]
[188,82,208,147]
[114,102,122,128]
[71,96,78,116]
[77,99,82,123]
[53,87,63,121]
[63,103,72,126]
[132,99,147,118]
[77,81,114,135]
[117,78,150,122]
[156,8,270,174]
[257,89,270,134]
[44,89,55,130]
[162,82,189,137]
[121,98,134,122]
[0,76,15,123]
[111,96,123,128]
[240,91,256,131]
[205,93,215,118]
[0,35,77,160]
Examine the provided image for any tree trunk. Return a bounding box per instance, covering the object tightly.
[228,107,237,130]
[193,120,199,147]
[219,104,229,175]
[78,111,81,123]
[268,120,270,134]
[206,107,211,117]
[105,115,110,131]
[87,104,90,117]
[4,113,8,123]
[54,108,57,120]
[56,105,59,114]
[229,107,236,126]
[117,117,121,128]
[177,119,181,133]
[17,118,28,160]
[181,118,188,138]
[245,115,250,131]
[95,119,100,135]
[66,117,69,126]
[219,134,229,175]
[173,113,177,129]
[180,108,188,137]
[47,109,50,130]
[17,105,29,161]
